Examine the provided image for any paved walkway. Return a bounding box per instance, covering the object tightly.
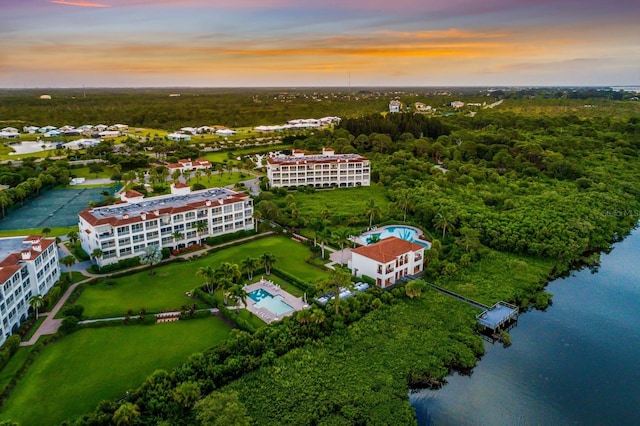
[77,308,219,324]
[20,277,91,346]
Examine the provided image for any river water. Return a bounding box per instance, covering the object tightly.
[411,228,640,425]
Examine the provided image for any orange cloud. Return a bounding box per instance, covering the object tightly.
[50,0,110,7]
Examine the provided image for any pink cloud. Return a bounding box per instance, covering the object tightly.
[50,0,110,7]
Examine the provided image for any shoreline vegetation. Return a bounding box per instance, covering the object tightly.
[0,88,638,425]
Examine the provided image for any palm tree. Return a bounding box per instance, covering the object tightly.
[172,230,184,248]
[309,219,325,247]
[317,228,331,259]
[195,220,208,241]
[309,308,326,324]
[60,255,76,280]
[219,262,241,283]
[171,169,182,184]
[194,169,203,183]
[205,166,213,182]
[0,190,10,218]
[29,294,44,318]
[434,211,455,239]
[295,309,313,324]
[332,228,352,265]
[252,209,262,230]
[261,252,277,275]
[395,189,413,222]
[67,230,79,246]
[90,248,103,267]
[228,284,248,308]
[218,277,234,305]
[196,265,216,294]
[13,184,27,207]
[365,199,382,229]
[319,270,352,316]
[112,402,140,426]
[241,257,260,281]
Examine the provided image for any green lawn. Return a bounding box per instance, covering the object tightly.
[0,347,34,395]
[75,236,328,319]
[0,226,77,238]
[185,172,250,188]
[69,165,117,180]
[291,186,392,227]
[0,317,231,426]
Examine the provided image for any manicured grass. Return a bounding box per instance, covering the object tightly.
[185,172,250,188]
[291,186,392,226]
[0,226,76,238]
[69,165,116,180]
[75,236,328,319]
[0,347,33,395]
[0,317,232,426]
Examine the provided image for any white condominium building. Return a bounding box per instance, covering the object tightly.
[0,236,60,345]
[267,148,370,188]
[79,187,254,267]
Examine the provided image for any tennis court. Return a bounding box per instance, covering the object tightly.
[0,188,113,230]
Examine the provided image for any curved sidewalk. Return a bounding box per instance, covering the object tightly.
[19,278,91,346]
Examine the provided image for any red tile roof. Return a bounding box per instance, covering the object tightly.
[124,190,144,198]
[352,237,423,264]
[0,265,22,284]
[78,193,249,228]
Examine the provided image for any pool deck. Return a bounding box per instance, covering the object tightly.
[352,224,430,247]
[242,278,309,323]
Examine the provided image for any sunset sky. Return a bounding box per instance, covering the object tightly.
[1,0,638,87]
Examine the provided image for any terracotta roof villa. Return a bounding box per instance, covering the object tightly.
[350,237,425,288]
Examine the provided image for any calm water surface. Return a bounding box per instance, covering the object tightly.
[411,229,640,425]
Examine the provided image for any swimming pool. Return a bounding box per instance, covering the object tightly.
[365,226,430,247]
[248,288,294,316]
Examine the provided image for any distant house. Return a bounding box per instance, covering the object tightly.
[0,131,20,139]
[2,127,18,133]
[167,158,212,173]
[180,127,198,135]
[39,126,57,133]
[109,124,129,132]
[93,124,108,132]
[389,100,401,113]
[170,182,191,195]
[167,133,191,142]
[23,126,40,134]
[39,94,51,100]
[451,101,465,109]
[350,237,425,288]
[197,126,212,134]
[215,128,236,136]
[63,139,101,150]
[43,130,62,138]
[98,131,120,139]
